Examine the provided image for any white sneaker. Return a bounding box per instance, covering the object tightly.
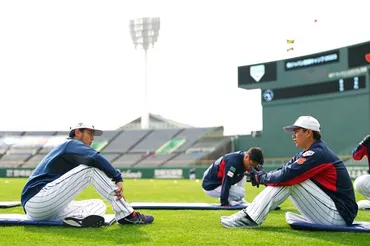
[357,200,370,210]
[239,198,249,206]
[221,209,259,228]
[228,199,250,206]
[220,210,246,220]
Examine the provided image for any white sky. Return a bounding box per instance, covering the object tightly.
[0,0,369,135]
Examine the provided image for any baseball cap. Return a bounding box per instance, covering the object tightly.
[283,116,321,132]
[69,123,103,136]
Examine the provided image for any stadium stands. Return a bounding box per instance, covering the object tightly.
[102,130,151,153]
[112,153,145,167]
[135,153,177,167]
[129,129,182,153]
[163,152,207,167]
[22,153,48,168]
[0,126,230,168]
[0,153,32,167]
[175,127,216,152]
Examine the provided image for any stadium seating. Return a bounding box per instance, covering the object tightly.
[164,152,208,167]
[0,126,230,168]
[22,153,48,168]
[101,129,151,153]
[135,153,178,167]
[112,153,145,167]
[129,129,182,153]
[174,127,215,152]
[0,153,32,167]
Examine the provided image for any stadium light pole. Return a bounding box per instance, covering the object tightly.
[129,17,160,129]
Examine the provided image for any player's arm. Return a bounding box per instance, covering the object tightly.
[275,154,299,170]
[220,160,237,206]
[65,140,123,183]
[352,135,370,160]
[258,151,324,186]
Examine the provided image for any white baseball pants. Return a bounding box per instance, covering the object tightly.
[354,174,370,209]
[246,179,346,226]
[24,165,133,221]
[203,176,247,203]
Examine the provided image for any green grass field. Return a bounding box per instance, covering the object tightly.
[0,178,369,246]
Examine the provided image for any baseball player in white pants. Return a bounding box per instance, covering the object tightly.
[221,116,358,228]
[352,135,370,210]
[203,175,247,206]
[24,165,133,222]
[202,149,264,206]
[21,123,154,227]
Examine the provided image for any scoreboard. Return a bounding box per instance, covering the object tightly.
[237,41,370,158]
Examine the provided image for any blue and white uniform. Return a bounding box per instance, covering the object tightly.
[352,136,370,209]
[223,140,358,227]
[21,138,133,221]
[202,151,247,205]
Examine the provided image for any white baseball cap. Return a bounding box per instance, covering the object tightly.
[283,116,321,132]
[69,123,103,136]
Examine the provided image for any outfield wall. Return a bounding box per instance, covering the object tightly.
[1,165,367,180]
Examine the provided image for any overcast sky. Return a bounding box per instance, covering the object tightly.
[0,0,369,135]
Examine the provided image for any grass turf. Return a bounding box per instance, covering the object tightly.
[0,178,369,246]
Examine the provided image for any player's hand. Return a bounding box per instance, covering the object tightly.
[250,174,260,188]
[249,166,267,185]
[114,182,125,200]
[360,135,370,146]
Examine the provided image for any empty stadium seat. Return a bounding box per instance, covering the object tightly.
[101,153,121,162]
[0,131,24,155]
[23,131,57,136]
[112,153,145,167]
[39,132,69,154]
[22,153,48,167]
[0,153,32,167]
[175,128,216,152]
[130,129,182,153]
[93,131,122,152]
[163,152,208,167]
[135,153,177,166]
[103,130,151,153]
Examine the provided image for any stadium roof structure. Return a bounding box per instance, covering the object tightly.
[118,113,194,130]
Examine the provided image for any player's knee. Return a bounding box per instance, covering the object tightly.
[354,175,370,194]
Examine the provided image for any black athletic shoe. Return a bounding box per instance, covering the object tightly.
[63,215,105,228]
[118,211,154,225]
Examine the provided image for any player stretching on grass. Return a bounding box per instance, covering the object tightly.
[221,116,358,228]
[202,147,264,206]
[21,123,154,228]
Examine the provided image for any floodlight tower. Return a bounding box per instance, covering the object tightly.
[129,17,160,129]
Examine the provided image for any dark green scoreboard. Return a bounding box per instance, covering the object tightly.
[237,41,370,158]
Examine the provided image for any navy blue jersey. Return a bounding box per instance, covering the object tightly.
[352,140,370,169]
[202,151,246,205]
[262,140,357,225]
[21,139,122,208]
